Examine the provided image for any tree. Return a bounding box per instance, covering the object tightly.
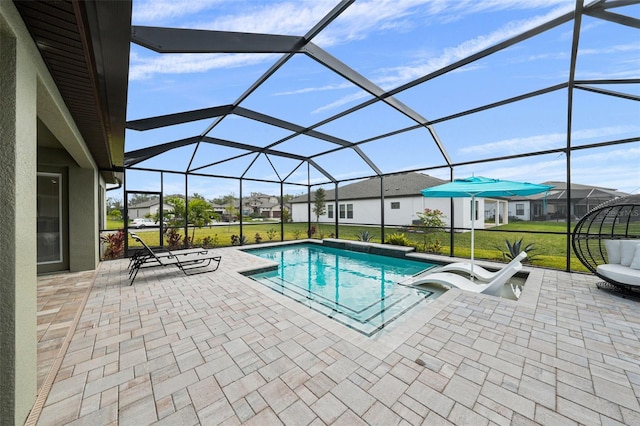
[312,188,326,225]
[165,195,186,225]
[281,207,291,223]
[107,196,123,211]
[212,194,236,206]
[187,198,213,240]
[416,208,447,253]
[129,193,154,206]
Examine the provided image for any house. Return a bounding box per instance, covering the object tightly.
[507,181,630,221]
[240,193,288,219]
[291,172,488,231]
[127,199,174,219]
[1,1,130,422]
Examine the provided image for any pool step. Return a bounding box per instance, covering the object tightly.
[253,275,433,336]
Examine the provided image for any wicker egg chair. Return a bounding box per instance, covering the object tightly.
[572,194,640,294]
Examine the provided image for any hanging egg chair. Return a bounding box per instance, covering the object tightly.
[572,194,640,293]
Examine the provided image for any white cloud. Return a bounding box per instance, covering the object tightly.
[129,51,276,81]
[310,1,576,111]
[130,0,575,83]
[274,82,353,96]
[459,125,640,156]
[458,145,640,193]
[133,0,225,23]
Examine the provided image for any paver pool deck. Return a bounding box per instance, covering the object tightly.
[31,246,640,425]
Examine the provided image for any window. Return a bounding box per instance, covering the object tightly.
[347,204,353,219]
[328,204,333,218]
[391,202,400,209]
[516,203,524,216]
[339,204,345,219]
[37,173,63,264]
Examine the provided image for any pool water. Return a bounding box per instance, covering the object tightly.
[245,243,437,336]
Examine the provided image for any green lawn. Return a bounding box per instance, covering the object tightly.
[117,220,588,272]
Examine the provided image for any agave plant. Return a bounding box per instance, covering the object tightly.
[356,230,373,242]
[497,237,535,261]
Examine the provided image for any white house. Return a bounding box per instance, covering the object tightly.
[127,199,174,219]
[290,172,488,231]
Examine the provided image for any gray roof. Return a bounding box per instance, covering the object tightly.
[291,172,447,203]
[515,181,629,201]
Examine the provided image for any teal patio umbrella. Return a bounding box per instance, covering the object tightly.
[421,176,553,277]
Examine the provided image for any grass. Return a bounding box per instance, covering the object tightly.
[113,220,589,272]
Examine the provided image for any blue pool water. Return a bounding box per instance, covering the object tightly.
[245,243,437,335]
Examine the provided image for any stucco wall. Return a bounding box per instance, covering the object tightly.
[1,2,104,422]
[69,167,99,271]
[291,196,470,229]
[0,6,38,424]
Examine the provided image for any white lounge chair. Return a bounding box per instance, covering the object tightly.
[411,260,523,296]
[435,252,527,282]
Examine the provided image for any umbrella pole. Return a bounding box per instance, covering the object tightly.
[471,195,475,281]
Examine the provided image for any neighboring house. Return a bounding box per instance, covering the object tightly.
[508,181,630,221]
[2,1,130,422]
[241,193,287,219]
[291,172,486,231]
[127,199,174,219]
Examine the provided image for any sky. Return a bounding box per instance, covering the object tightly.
[119,0,640,202]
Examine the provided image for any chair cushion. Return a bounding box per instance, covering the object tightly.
[597,263,640,286]
[604,240,621,264]
[630,245,640,270]
[620,240,640,267]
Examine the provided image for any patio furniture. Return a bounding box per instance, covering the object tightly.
[572,194,640,294]
[410,258,523,296]
[128,232,221,285]
[435,251,527,282]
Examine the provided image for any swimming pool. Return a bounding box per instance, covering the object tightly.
[245,243,437,336]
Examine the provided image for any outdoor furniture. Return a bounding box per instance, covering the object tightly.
[410,258,523,296]
[572,194,640,294]
[128,232,221,285]
[435,251,527,282]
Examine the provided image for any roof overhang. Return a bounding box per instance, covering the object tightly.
[14,0,131,183]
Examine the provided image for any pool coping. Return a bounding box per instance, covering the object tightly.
[233,239,544,359]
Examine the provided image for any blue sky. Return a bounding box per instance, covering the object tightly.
[121,0,640,200]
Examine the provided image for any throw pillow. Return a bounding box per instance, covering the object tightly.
[630,244,640,270]
[620,240,639,267]
[604,239,621,264]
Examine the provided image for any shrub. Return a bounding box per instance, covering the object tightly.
[101,230,124,260]
[308,226,316,238]
[425,238,443,254]
[255,233,263,243]
[164,228,183,250]
[200,235,218,248]
[108,209,122,220]
[267,228,277,241]
[292,228,302,239]
[386,232,410,246]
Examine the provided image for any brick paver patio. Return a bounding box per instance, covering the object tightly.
[31,246,640,425]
